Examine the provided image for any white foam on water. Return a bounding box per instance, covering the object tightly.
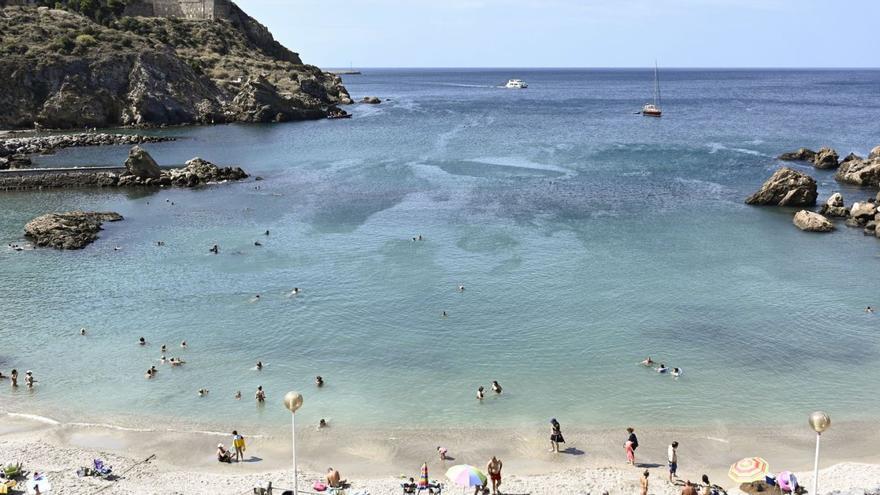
[6,412,61,425]
[469,156,573,175]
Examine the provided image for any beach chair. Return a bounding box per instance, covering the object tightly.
[93,459,112,478]
[417,482,442,495]
[2,463,21,479]
[0,479,18,495]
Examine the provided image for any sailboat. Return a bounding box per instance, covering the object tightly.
[642,61,662,117]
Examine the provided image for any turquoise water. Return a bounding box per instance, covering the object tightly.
[2,69,880,433]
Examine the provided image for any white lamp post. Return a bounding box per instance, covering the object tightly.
[808,411,831,495]
[284,391,304,495]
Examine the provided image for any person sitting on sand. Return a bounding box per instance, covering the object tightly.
[492,380,502,394]
[403,477,417,494]
[217,443,233,463]
[641,356,654,366]
[477,386,485,400]
[656,364,668,373]
[437,446,448,460]
[681,481,698,495]
[139,337,146,346]
[316,375,324,387]
[326,467,344,488]
[255,386,266,403]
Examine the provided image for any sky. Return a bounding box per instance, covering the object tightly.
[239,0,880,68]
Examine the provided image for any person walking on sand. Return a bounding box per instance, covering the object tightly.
[549,418,565,453]
[232,430,246,462]
[487,456,502,495]
[625,427,638,465]
[668,441,679,481]
[641,470,649,495]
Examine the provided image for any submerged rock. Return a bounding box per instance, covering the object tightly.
[745,167,818,207]
[778,148,816,162]
[361,96,382,104]
[24,211,123,249]
[812,147,840,169]
[124,145,162,179]
[793,210,834,232]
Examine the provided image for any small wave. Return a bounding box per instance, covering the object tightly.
[431,82,498,89]
[6,412,61,425]
[706,436,730,443]
[67,422,154,432]
[469,156,573,175]
[674,177,727,196]
[707,143,766,156]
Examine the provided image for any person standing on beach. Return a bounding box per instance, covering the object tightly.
[625,427,638,465]
[232,430,246,462]
[549,418,565,453]
[640,470,649,495]
[487,456,502,495]
[668,441,679,481]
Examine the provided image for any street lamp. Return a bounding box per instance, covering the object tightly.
[808,411,831,495]
[284,391,304,495]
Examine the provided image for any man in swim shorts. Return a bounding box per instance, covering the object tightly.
[487,456,502,494]
[668,441,679,481]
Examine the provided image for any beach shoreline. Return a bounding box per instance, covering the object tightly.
[3,413,880,494]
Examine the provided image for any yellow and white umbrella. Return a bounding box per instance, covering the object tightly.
[728,457,770,484]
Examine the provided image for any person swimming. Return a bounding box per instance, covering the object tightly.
[656,364,668,373]
[80,328,86,336]
[160,355,167,363]
[290,287,301,296]
[255,386,266,402]
[316,375,324,387]
[145,368,153,379]
[139,337,146,346]
[251,294,261,302]
[161,344,167,353]
[254,241,262,246]
[641,357,654,366]
[181,341,187,348]
[234,390,242,400]
[866,306,874,313]
[671,367,683,377]
[265,230,270,236]
[477,386,485,400]
[458,285,465,292]
[210,244,219,254]
[198,388,209,397]
[442,311,448,318]
[256,361,263,371]
[492,380,502,394]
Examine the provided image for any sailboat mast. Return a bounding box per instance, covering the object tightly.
[654,60,660,107]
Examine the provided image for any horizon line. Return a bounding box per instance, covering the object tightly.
[322,66,880,70]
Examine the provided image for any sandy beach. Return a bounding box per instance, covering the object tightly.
[2,413,879,495]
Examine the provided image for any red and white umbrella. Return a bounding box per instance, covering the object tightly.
[728,457,769,483]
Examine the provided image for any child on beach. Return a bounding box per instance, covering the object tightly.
[232,430,246,462]
[625,427,638,465]
[549,418,565,453]
[668,441,679,481]
[641,470,649,495]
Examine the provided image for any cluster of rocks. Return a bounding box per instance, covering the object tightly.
[748,145,880,237]
[361,96,382,104]
[24,211,123,249]
[117,146,248,187]
[0,133,175,170]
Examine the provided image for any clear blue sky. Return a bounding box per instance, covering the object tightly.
[240,0,879,68]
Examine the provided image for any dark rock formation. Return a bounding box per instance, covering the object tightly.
[793,210,834,232]
[0,6,349,129]
[819,192,848,217]
[124,145,162,179]
[229,76,324,122]
[745,167,818,207]
[361,96,382,104]
[0,155,32,170]
[812,147,840,170]
[835,157,880,187]
[24,211,123,249]
[840,152,862,165]
[778,148,816,162]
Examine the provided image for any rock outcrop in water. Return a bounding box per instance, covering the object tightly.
[778,146,840,169]
[745,167,818,206]
[793,210,834,232]
[124,145,162,179]
[835,155,880,187]
[0,6,350,129]
[778,147,816,162]
[24,211,123,249]
[819,192,848,217]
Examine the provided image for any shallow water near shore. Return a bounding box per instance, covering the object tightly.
[1,69,880,434]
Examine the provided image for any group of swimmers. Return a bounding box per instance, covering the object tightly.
[477,380,503,399]
[641,357,683,377]
[1,369,35,389]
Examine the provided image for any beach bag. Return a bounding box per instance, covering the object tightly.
[313,482,327,492]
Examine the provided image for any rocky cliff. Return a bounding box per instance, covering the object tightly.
[0,4,351,129]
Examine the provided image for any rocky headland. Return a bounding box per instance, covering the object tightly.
[0,145,247,190]
[749,145,880,238]
[24,210,123,249]
[0,2,351,129]
[0,132,175,169]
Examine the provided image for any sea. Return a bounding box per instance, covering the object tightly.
[2,68,879,434]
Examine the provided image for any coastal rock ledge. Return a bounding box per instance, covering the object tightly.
[24,211,123,249]
[745,167,818,206]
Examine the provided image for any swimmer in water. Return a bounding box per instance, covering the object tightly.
[255,386,266,403]
[417,234,423,241]
[477,386,485,400]
[210,244,219,254]
[161,344,167,353]
[315,375,324,387]
[671,367,683,377]
[866,306,874,313]
[160,355,167,364]
[80,328,86,336]
[251,294,261,302]
[254,241,262,246]
[265,230,270,236]
[145,368,154,379]
[318,418,328,429]
[458,284,465,292]
[492,380,502,394]
[181,341,187,348]
[234,390,242,400]
[198,388,209,397]
[442,311,448,318]
[256,361,263,371]
[656,364,668,374]
[139,337,146,346]
[25,370,35,389]
[150,366,157,376]
[289,287,301,296]
[640,357,654,367]
[114,246,121,251]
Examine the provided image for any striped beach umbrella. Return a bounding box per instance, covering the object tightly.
[420,462,429,487]
[445,465,487,488]
[728,457,770,483]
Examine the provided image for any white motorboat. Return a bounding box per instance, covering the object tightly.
[505,79,528,89]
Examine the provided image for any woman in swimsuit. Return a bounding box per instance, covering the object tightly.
[549,418,565,453]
